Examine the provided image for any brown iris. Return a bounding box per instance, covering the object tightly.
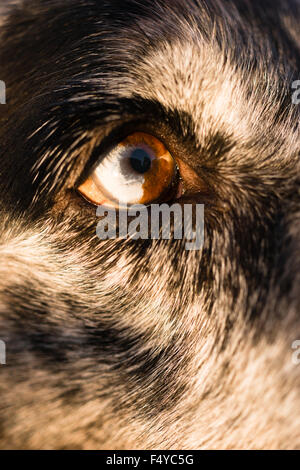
[78,132,176,207]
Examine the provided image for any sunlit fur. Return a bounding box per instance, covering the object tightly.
[0,0,299,449]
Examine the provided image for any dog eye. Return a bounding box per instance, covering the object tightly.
[78,132,176,207]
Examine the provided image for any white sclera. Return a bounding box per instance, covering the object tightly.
[92,144,154,204]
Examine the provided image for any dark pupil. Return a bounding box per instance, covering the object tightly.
[129,148,152,174]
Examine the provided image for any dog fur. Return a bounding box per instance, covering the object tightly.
[0,0,299,449]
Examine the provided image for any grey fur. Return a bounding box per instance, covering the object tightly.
[0,0,299,449]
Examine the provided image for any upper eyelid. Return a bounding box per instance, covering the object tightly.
[75,120,173,188]
[29,94,192,195]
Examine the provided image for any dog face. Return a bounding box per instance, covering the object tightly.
[0,0,299,449]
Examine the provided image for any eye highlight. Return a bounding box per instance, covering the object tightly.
[78,132,176,207]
